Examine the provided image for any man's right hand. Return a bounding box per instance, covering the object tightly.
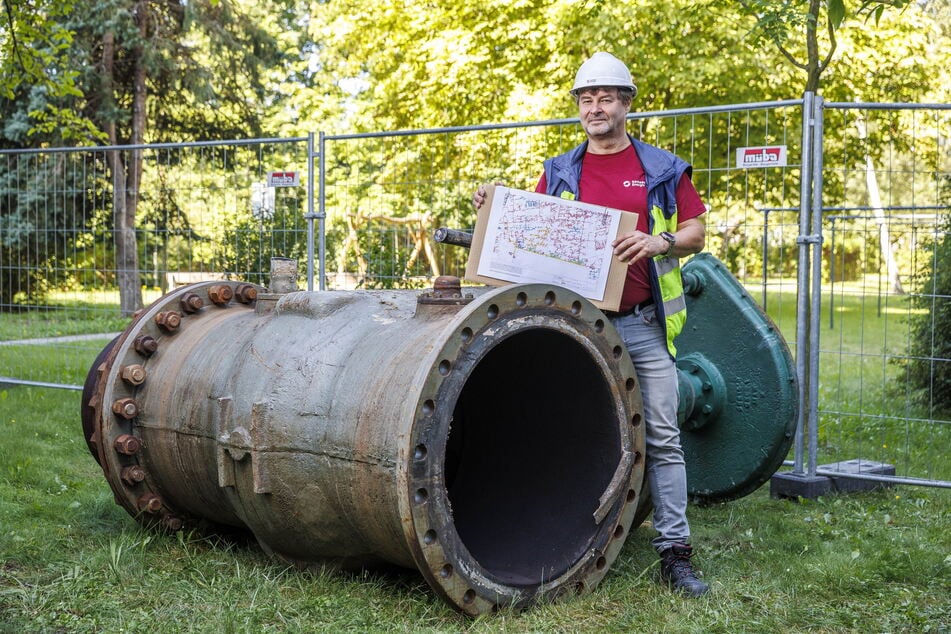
[471,182,503,210]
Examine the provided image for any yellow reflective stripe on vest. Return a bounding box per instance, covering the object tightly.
[650,206,686,357]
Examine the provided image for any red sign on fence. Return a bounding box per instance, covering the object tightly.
[736,146,787,169]
[267,171,300,187]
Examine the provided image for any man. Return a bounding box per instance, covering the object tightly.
[472,51,709,597]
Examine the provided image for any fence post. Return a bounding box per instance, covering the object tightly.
[792,91,815,476]
[318,131,327,291]
[306,132,316,291]
[807,94,825,479]
[305,131,327,291]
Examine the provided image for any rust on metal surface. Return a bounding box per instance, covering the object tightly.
[208,284,234,306]
[417,275,474,307]
[120,464,147,486]
[137,492,163,514]
[111,399,139,420]
[120,364,146,386]
[114,433,141,455]
[235,284,258,304]
[180,292,205,314]
[133,335,158,356]
[154,311,182,332]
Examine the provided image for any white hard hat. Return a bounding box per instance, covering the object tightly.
[570,52,638,98]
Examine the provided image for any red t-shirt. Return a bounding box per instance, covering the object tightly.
[536,144,706,310]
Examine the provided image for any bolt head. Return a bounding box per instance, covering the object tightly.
[114,433,142,455]
[121,364,147,386]
[162,515,184,531]
[133,335,158,356]
[208,284,234,305]
[121,464,146,485]
[180,293,204,314]
[155,311,181,331]
[235,284,258,304]
[112,399,139,420]
[137,493,163,514]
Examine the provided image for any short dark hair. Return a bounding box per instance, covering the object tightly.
[572,86,636,104]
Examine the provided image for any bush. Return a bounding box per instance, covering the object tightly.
[905,207,951,414]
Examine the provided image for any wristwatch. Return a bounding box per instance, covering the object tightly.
[660,231,676,255]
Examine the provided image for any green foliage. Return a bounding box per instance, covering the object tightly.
[0,0,88,139]
[298,0,795,136]
[904,194,951,414]
[735,0,921,92]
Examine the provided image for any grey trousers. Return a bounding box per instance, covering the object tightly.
[612,305,691,553]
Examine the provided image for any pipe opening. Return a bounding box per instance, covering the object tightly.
[444,328,621,586]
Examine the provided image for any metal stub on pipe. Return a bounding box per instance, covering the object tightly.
[267,257,299,294]
[433,227,473,248]
[676,253,799,504]
[417,275,474,307]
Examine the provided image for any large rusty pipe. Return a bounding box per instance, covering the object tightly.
[83,274,645,615]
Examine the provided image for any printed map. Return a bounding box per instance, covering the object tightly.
[475,186,624,301]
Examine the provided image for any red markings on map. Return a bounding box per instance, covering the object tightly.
[490,190,612,280]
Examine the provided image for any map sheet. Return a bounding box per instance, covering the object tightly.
[465,186,636,311]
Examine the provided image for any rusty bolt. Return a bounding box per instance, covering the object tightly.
[114,434,142,455]
[208,284,234,306]
[155,311,182,332]
[112,398,139,420]
[234,284,258,304]
[162,515,184,531]
[120,364,147,386]
[136,492,163,514]
[120,464,146,486]
[132,308,145,320]
[180,292,204,314]
[133,335,159,357]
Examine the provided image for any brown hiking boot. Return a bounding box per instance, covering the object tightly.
[659,543,710,597]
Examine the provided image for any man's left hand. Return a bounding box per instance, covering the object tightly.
[612,231,668,264]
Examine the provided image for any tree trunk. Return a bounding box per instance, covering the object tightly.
[102,6,148,316]
[855,117,904,294]
[865,155,904,294]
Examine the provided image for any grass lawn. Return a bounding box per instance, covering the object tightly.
[0,385,948,632]
[1,280,949,631]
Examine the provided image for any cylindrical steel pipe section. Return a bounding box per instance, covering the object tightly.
[83,278,645,615]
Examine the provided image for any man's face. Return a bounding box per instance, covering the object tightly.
[577,88,631,141]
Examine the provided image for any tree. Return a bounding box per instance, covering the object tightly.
[736,0,912,93]
[735,0,950,294]
[288,0,796,280]
[0,0,104,140]
[1,0,294,313]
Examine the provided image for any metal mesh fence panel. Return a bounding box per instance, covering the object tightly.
[1,100,948,487]
[817,104,951,483]
[0,139,308,388]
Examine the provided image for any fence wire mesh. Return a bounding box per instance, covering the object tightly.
[1,100,948,487]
